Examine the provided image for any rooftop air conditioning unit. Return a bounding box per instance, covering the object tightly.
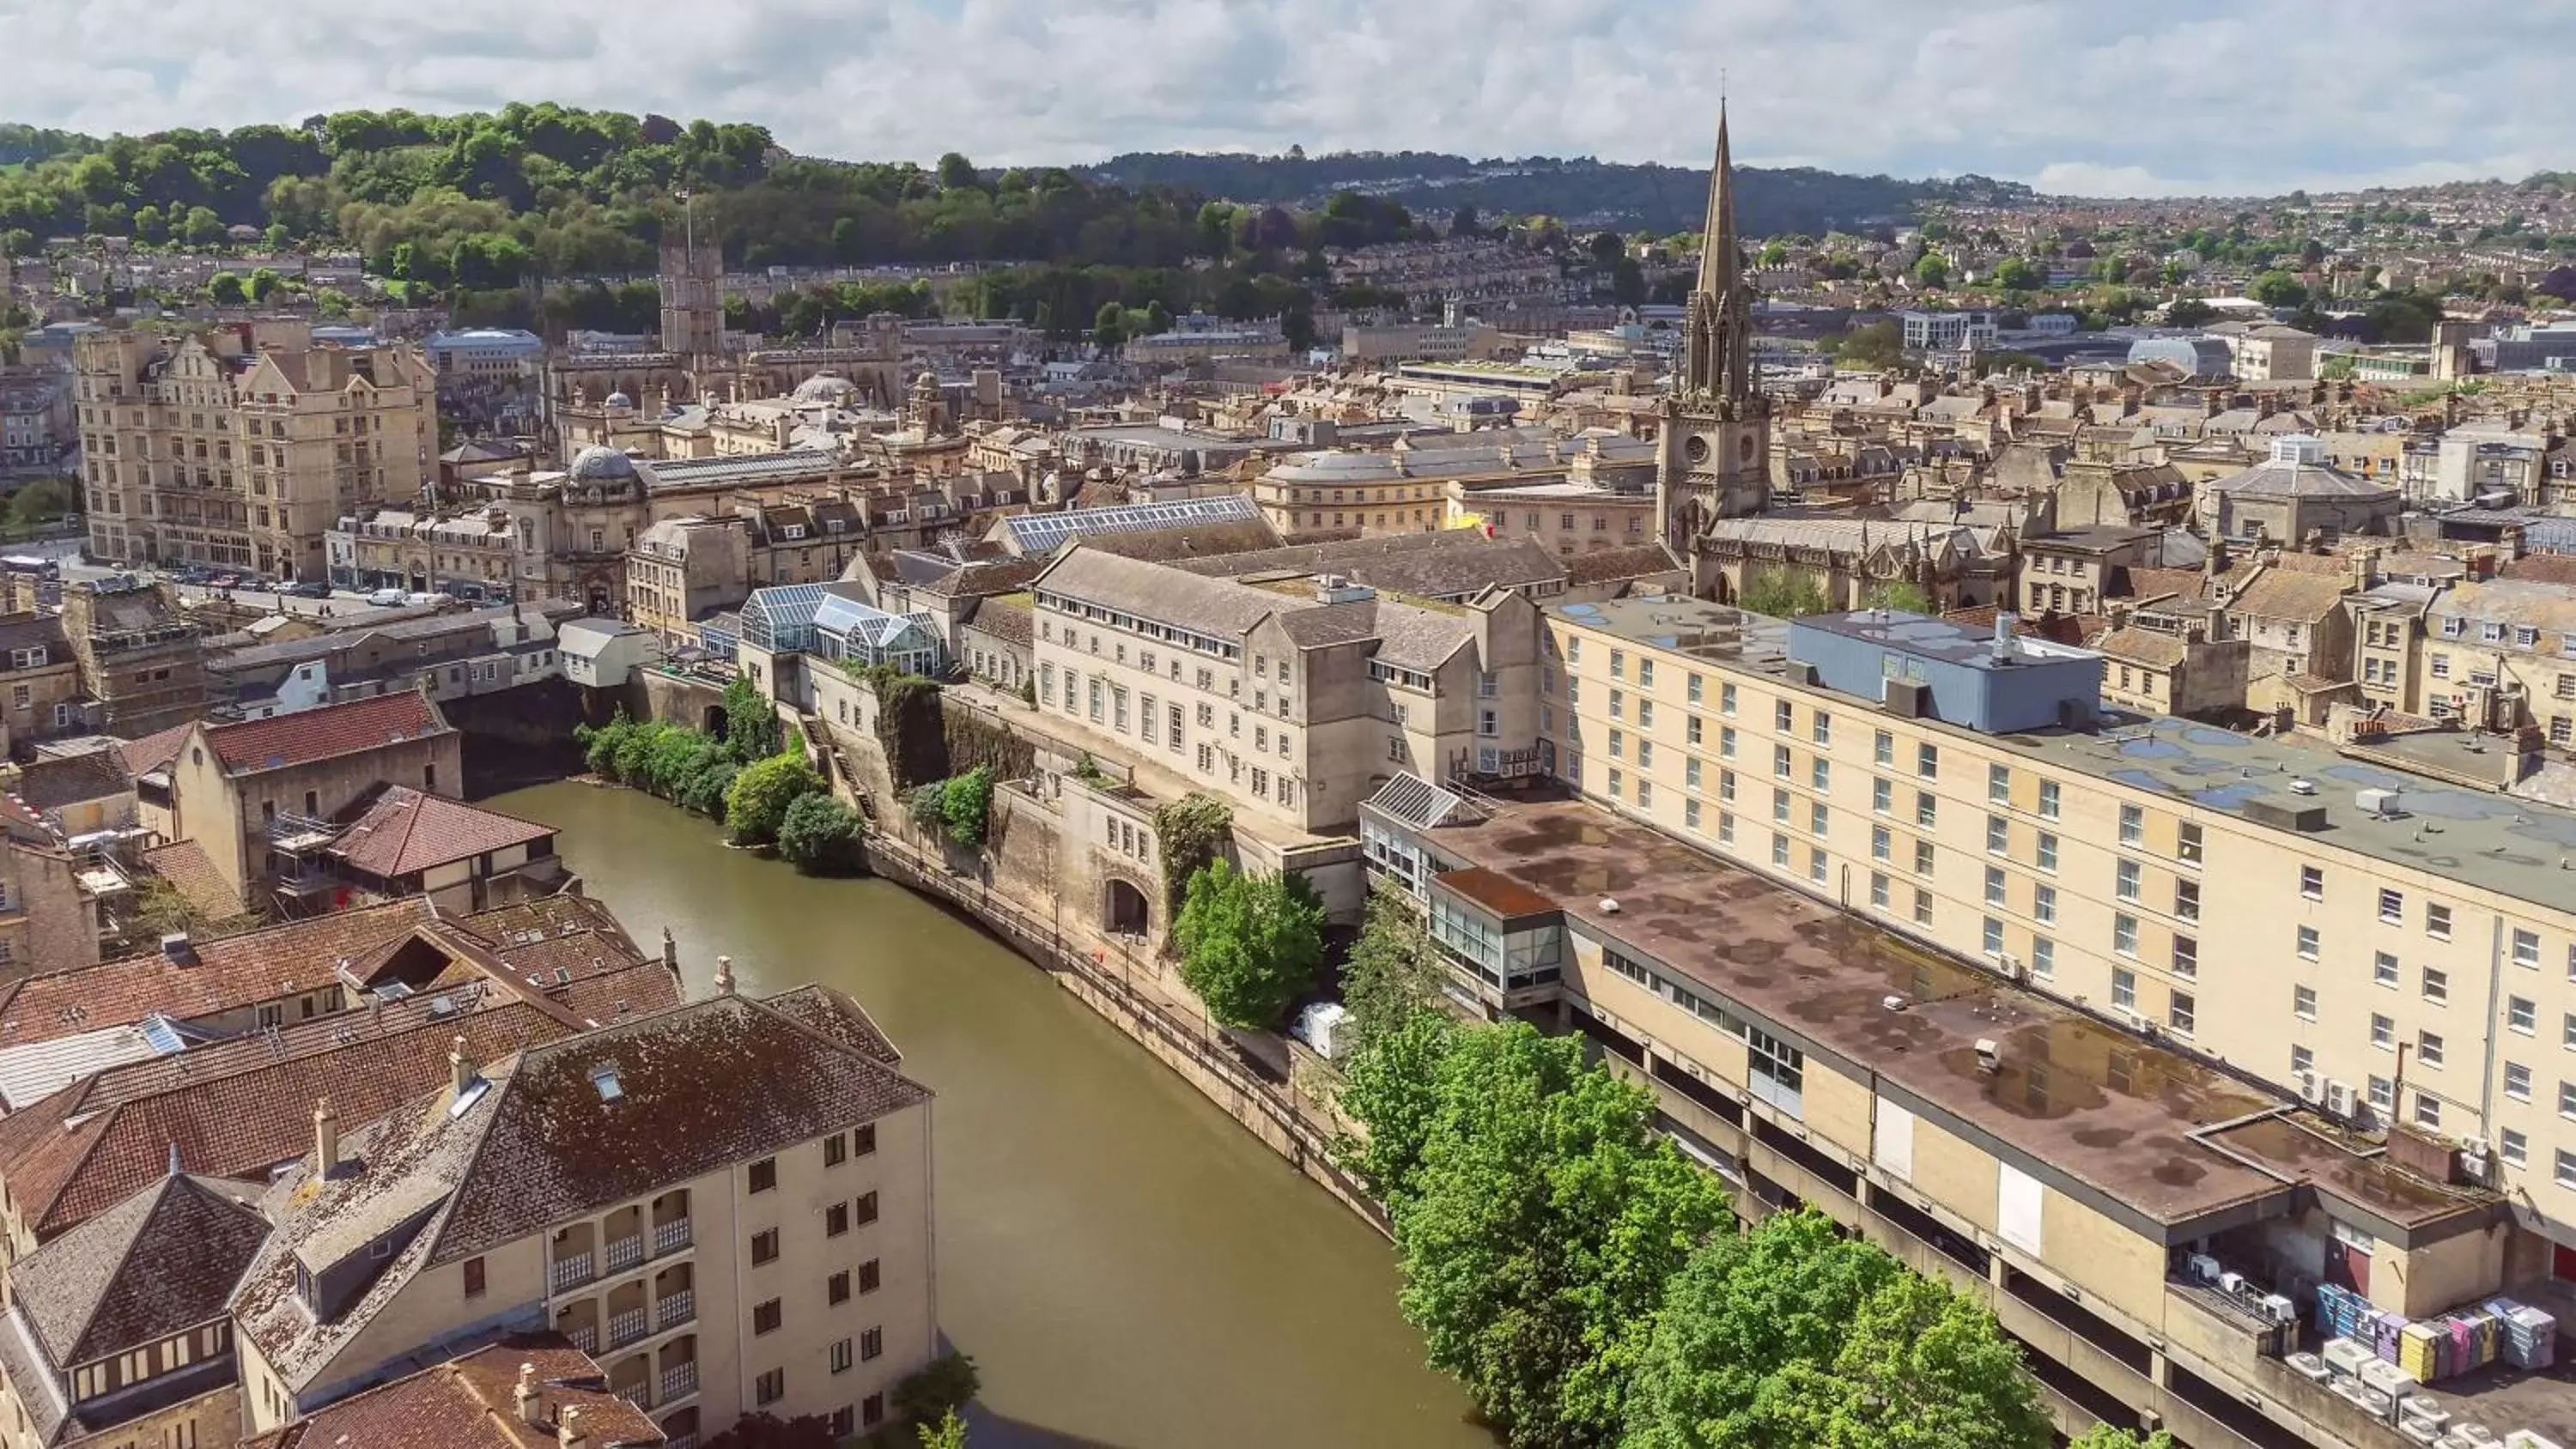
[2219,1270,2250,1294]
[2325,1080,2357,1116]
[2298,1069,2324,1103]
[2258,1294,2298,1324]
[2187,1253,2222,1284]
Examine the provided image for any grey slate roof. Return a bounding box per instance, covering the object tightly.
[13,1171,268,1369]
[1035,544,1288,637]
[233,990,932,1391]
[1175,530,1565,600]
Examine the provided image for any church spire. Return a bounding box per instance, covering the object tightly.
[1695,100,1740,299]
[1680,99,1755,404]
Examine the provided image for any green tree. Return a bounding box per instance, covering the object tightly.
[1174,859,1325,1029]
[1737,567,1830,619]
[1623,1210,1900,1449]
[1336,1009,1457,1204]
[1821,318,1902,368]
[721,675,779,759]
[1393,1023,1731,1447]
[1786,1274,2053,1449]
[1911,253,1948,289]
[893,1351,981,1429]
[2070,1428,2178,1449]
[1092,300,1127,350]
[2165,298,2215,328]
[1340,880,1448,1052]
[246,266,281,300]
[917,1410,968,1449]
[179,205,224,246]
[1863,579,1935,614]
[940,765,993,849]
[725,752,822,846]
[936,152,980,191]
[2249,269,2308,307]
[207,270,246,305]
[776,791,863,874]
[1989,257,2042,292]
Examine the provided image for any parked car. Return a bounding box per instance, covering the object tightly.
[209,573,239,589]
[287,580,332,599]
[367,587,410,607]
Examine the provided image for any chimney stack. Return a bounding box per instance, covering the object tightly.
[313,1097,338,1177]
[1991,611,2019,664]
[514,1363,546,1428]
[661,926,677,975]
[714,956,737,996]
[557,1405,587,1449]
[449,1034,473,1097]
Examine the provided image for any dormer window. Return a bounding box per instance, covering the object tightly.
[590,1064,623,1101]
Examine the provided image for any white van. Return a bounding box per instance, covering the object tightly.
[367,587,409,607]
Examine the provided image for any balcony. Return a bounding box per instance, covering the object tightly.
[550,1252,594,1292]
[656,1288,695,1330]
[608,1307,650,1349]
[604,1233,645,1274]
[659,1361,698,1403]
[567,1325,598,1353]
[614,1382,652,1410]
[653,1216,693,1256]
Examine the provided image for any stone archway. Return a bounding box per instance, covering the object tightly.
[1104,877,1151,937]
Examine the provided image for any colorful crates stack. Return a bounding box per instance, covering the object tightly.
[2314,1284,2560,1380]
[2317,1282,2376,1340]
[2499,1301,2559,1372]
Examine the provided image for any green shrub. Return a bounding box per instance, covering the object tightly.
[778,793,864,874]
[941,765,993,848]
[725,753,823,846]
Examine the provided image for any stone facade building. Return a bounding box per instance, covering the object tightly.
[74,321,435,580]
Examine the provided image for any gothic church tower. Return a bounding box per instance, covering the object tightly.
[1656,102,1772,543]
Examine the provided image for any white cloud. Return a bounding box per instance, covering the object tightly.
[2,0,2567,195]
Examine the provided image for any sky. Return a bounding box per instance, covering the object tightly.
[4,0,2570,197]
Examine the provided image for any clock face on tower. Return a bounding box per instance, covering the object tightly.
[1684,434,1710,465]
[1740,432,1758,463]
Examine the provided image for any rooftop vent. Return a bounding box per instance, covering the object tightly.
[1974,1039,2001,1075]
[161,931,197,966]
[1597,897,1621,915]
[589,1063,623,1101]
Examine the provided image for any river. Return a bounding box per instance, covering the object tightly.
[493,780,1485,1449]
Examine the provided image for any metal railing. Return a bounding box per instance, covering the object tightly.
[566,1325,597,1353]
[607,1307,649,1349]
[652,1217,693,1256]
[603,1234,645,1274]
[659,1361,698,1402]
[656,1288,695,1329]
[613,1381,651,1410]
[550,1252,594,1292]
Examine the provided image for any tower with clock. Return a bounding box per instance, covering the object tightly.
[1656,100,1773,546]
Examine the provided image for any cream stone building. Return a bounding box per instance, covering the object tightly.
[74,321,435,581]
[1027,545,1547,837]
[1351,594,2576,1447]
[231,981,937,1448]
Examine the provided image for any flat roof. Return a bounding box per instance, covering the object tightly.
[1401,785,2493,1241]
[1550,595,2576,915]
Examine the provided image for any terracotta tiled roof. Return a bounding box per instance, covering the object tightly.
[243,1338,663,1449]
[2502,555,2576,587]
[0,900,436,1049]
[2229,569,2351,624]
[328,786,552,880]
[137,840,240,921]
[200,691,450,775]
[116,722,193,778]
[2095,627,2190,669]
[1,997,578,1240]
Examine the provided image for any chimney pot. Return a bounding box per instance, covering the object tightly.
[557,1404,587,1449]
[313,1097,339,1177]
[714,956,737,996]
[514,1363,546,1428]
[449,1034,473,1097]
